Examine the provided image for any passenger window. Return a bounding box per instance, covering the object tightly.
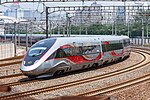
[82,45,100,54]
[78,47,83,55]
[102,45,107,52]
[62,48,73,56]
[102,43,123,52]
[55,49,66,58]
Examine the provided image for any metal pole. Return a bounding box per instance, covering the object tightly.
[147,23,149,38]
[57,23,60,35]
[80,11,82,35]
[112,6,115,35]
[66,13,69,37]
[112,22,114,35]
[86,27,88,35]
[123,0,126,24]
[49,21,52,37]
[25,24,28,51]
[30,22,33,46]
[115,21,117,35]
[67,20,69,37]
[14,22,17,56]
[18,29,20,46]
[79,25,81,35]
[128,20,130,37]
[69,17,71,37]
[11,28,13,41]
[63,25,65,36]
[46,7,49,38]
[52,29,54,34]
[141,18,144,46]
[70,22,72,35]
[4,25,6,40]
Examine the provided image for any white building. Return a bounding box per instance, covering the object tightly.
[0,15,26,35]
[72,2,104,26]
[0,15,17,35]
[4,4,24,20]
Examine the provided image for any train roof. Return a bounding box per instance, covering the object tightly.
[39,35,129,46]
[0,34,129,39]
[52,35,129,41]
[30,35,129,49]
[37,35,129,48]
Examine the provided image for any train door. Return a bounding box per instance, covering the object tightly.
[69,46,84,71]
[58,44,83,71]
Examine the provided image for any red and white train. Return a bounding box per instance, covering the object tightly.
[20,35,130,78]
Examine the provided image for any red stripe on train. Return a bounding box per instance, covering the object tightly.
[110,50,124,56]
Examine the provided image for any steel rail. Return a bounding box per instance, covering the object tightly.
[0,73,23,80]
[0,56,23,67]
[0,56,23,62]
[77,73,150,96]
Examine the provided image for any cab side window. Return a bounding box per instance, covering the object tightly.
[55,49,66,58]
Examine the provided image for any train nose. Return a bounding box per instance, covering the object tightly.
[20,66,40,76]
[20,60,53,77]
[21,70,37,77]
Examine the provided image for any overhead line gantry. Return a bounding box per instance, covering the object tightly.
[0,0,149,5]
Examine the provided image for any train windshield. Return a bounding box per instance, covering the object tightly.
[27,38,56,57]
[28,47,47,57]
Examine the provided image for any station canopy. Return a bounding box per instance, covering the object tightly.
[0,0,149,4]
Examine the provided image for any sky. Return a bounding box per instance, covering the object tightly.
[0,1,149,13]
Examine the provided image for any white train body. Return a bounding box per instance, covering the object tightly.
[20,35,130,78]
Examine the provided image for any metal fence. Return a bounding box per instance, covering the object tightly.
[0,41,14,59]
[131,38,150,46]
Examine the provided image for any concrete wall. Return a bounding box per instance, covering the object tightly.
[0,42,14,59]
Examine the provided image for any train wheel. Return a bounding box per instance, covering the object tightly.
[54,70,64,76]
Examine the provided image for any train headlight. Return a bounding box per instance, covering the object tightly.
[23,61,25,65]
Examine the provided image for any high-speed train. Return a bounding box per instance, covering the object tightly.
[20,35,130,78]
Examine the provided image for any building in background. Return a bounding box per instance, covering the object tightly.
[4,4,24,20]
[4,4,45,21]
[0,15,20,35]
[23,10,45,21]
[73,2,104,26]
[72,1,126,26]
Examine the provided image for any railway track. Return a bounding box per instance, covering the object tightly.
[131,46,150,52]
[0,73,23,80]
[0,56,23,67]
[0,49,149,100]
[77,72,150,96]
[77,48,150,96]
[0,50,145,87]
